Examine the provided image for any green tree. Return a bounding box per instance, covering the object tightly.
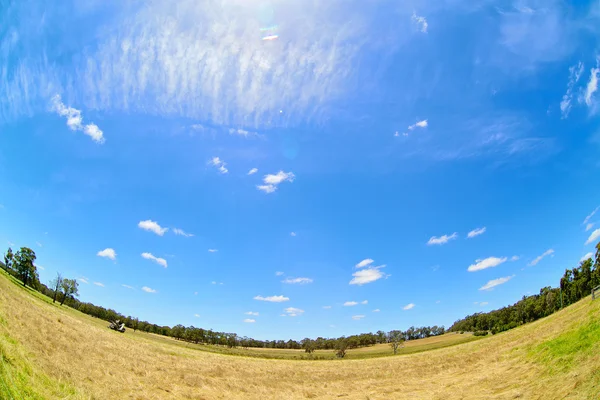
[3,247,13,271]
[14,247,37,286]
[335,338,348,358]
[388,330,405,355]
[60,279,79,306]
[49,272,63,303]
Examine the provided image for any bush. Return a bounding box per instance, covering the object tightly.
[473,331,488,336]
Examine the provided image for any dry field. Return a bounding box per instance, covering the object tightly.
[1,271,599,399]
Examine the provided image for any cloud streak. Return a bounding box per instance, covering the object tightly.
[50,95,105,143]
[528,249,554,266]
[141,252,168,268]
[479,275,514,291]
[427,232,458,246]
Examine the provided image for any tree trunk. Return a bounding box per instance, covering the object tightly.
[60,292,68,306]
[53,290,58,303]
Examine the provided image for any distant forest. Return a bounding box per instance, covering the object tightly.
[2,242,600,353]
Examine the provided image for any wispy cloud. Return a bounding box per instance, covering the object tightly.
[229,128,259,138]
[243,319,256,323]
[138,220,168,236]
[372,309,380,312]
[50,95,105,143]
[194,314,200,318]
[290,231,297,237]
[528,249,554,266]
[209,157,228,174]
[583,206,599,226]
[584,61,599,107]
[245,311,259,316]
[93,282,104,287]
[78,278,89,284]
[257,171,295,194]
[322,305,332,309]
[248,168,258,175]
[208,249,218,253]
[349,265,388,285]
[427,232,458,246]
[403,303,415,310]
[408,119,428,130]
[284,307,304,317]
[510,255,520,262]
[97,248,117,261]
[467,256,508,272]
[275,271,284,276]
[411,13,428,33]
[141,252,168,268]
[172,228,193,237]
[560,62,584,118]
[121,284,134,289]
[254,295,289,302]
[586,223,595,232]
[35,241,43,247]
[467,227,486,238]
[355,259,374,269]
[479,275,514,291]
[282,277,313,284]
[352,315,365,320]
[344,301,358,306]
[585,229,600,246]
[142,286,157,293]
[580,252,594,263]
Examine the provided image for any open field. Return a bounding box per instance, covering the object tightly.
[1,270,600,399]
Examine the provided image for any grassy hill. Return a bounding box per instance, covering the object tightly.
[1,270,599,399]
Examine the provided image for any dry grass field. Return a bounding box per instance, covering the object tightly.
[1,270,600,399]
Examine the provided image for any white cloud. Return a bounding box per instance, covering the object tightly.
[290,232,297,237]
[284,307,304,317]
[583,206,598,226]
[173,228,194,237]
[211,281,217,285]
[580,252,594,263]
[322,305,332,309]
[479,275,514,291]
[93,282,104,287]
[257,171,295,193]
[408,119,428,130]
[229,128,258,138]
[282,277,313,284]
[510,255,520,262]
[467,256,508,272]
[121,284,134,289]
[352,315,365,320]
[208,249,218,253]
[243,319,256,323]
[36,241,43,247]
[194,314,200,318]
[254,295,289,302]
[97,248,117,260]
[479,301,489,306]
[142,286,157,293]
[467,227,486,238]
[528,249,555,266]
[561,62,584,118]
[355,258,374,269]
[257,185,277,193]
[209,157,228,174]
[349,266,387,285]
[344,301,358,306]
[248,168,258,175]
[138,220,168,236]
[36,265,45,270]
[78,278,89,284]
[403,303,415,310]
[584,63,599,107]
[372,309,380,312]
[50,95,105,143]
[585,229,600,246]
[411,13,428,33]
[275,271,284,276]
[427,232,458,245]
[361,300,368,305]
[141,252,168,268]
[586,223,594,232]
[245,311,259,316]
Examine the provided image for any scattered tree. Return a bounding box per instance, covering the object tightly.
[335,338,348,358]
[49,272,63,303]
[388,330,405,355]
[60,278,79,306]
[14,247,37,286]
[3,247,13,271]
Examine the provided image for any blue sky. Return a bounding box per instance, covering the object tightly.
[1,0,600,341]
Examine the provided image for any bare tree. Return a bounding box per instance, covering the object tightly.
[49,272,63,303]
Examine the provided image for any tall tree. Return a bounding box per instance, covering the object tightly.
[3,247,13,271]
[60,279,79,306]
[388,330,405,355]
[49,272,63,303]
[14,247,36,286]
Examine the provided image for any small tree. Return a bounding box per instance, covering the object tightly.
[132,318,139,333]
[49,273,63,303]
[335,339,348,358]
[3,247,13,271]
[302,338,316,354]
[388,331,405,355]
[14,247,37,286]
[60,279,79,306]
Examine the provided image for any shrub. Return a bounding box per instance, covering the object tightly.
[473,331,488,336]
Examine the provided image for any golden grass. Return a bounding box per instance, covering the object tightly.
[1,270,599,399]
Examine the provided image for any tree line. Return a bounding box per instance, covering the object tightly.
[449,242,600,334]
